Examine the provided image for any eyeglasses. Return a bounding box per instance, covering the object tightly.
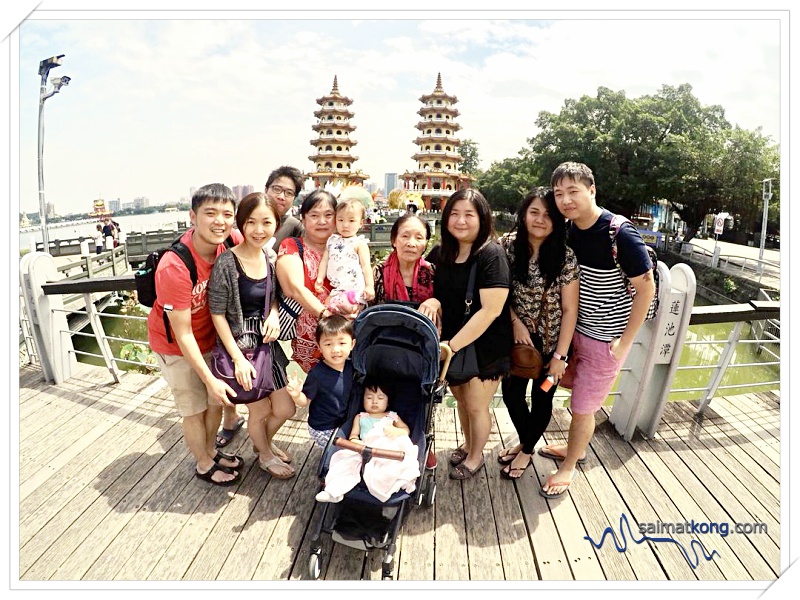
[268,184,296,200]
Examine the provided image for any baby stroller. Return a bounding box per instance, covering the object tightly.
[307,304,447,580]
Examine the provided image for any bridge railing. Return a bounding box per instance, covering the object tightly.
[20,251,780,441]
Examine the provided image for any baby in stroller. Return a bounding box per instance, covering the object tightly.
[315,380,420,503]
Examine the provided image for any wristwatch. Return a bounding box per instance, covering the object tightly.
[553,352,568,362]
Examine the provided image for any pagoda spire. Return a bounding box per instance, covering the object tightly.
[331,75,339,94]
[434,72,443,92]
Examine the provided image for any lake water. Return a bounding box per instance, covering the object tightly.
[20,211,191,247]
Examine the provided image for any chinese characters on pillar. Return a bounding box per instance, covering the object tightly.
[655,295,685,364]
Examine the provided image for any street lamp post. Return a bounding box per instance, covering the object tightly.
[758,178,773,275]
[37,54,71,253]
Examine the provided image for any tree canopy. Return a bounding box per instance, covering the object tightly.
[477,83,779,242]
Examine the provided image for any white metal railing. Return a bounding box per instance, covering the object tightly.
[680,243,780,285]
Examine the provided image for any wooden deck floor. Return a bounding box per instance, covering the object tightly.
[17,363,780,582]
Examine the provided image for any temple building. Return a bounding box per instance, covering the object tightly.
[307,76,369,189]
[400,73,473,210]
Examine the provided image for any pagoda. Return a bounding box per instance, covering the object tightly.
[307,76,369,189]
[400,73,473,210]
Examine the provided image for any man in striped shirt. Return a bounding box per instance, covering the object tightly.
[539,162,655,498]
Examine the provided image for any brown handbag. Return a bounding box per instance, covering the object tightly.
[510,287,549,379]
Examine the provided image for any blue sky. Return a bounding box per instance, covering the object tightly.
[9,7,784,216]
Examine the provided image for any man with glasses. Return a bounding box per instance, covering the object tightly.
[266,165,305,245]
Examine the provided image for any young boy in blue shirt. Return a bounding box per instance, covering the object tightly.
[286,315,355,447]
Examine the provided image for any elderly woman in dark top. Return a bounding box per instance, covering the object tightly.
[208,192,296,480]
[427,188,512,480]
[372,213,439,322]
[498,188,579,480]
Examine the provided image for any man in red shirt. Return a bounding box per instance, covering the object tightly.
[148,183,245,486]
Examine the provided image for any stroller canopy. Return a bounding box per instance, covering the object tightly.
[352,304,441,390]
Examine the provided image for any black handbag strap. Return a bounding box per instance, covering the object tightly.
[462,261,478,325]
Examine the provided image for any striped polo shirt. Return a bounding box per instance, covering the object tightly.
[568,209,653,342]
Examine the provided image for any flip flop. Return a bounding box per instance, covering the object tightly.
[253,442,293,464]
[215,416,245,448]
[195,462,241,487]
[497,447,520,465]
[538,470,578,499]
[537,444,587,465]
[258,456,295,479]
[500,455,532,480]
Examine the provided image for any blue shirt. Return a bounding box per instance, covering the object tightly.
[304,359,354,431]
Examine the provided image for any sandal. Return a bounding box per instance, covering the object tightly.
[449,458,485,480]
[537,444,587,465]
[195,462,240,487]
[213,450,244,470]
[497,447,520,465]
[538,470,578,498]
[500,455,532,480]
[215,416,245,448]
[253,443,292,464]
[449,446,469,466]
[258,456,295,479]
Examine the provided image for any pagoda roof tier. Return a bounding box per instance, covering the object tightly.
[307,170,369,181]
[312,134,356,143]
[402,170,473,181]
[309,152,360,162]
[418,73,458,104]
[413,135,461,145]
[315,75,353,105]
[417,106,460,118]
[310,138,358,146]
[312,122,356,132]
[313,107,355,118]
[412,151,464,162]
[415,120,461,131]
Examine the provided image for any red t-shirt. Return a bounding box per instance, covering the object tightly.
[147,228,243,355]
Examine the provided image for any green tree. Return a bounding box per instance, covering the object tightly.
[459,138,481,175]
[477,151,542,213]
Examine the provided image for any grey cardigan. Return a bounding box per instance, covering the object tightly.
[208,248,277,348]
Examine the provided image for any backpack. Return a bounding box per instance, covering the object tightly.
[135,234,235,343]
[608,215,660,320]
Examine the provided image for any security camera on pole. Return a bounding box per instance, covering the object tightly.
[37,54,71,254]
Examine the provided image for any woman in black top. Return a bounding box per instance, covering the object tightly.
[422,189,512,479]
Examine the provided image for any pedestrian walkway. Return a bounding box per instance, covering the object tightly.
[679,238,780,291]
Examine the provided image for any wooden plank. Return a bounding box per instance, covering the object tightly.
[595,412,725,581]
[635,433,774,579]
[186,418,310,580]
[431,406,470,580]
[687,402,780,482]
[709,397,780,465]
[723,393,781,433]
[485,408,538,580]
[20,422,185,579]
[216,418,314,580]
[19,390,177,547]
[651,419,780,573]
[663,403,780,523]
[527,412,605,581]
[20,375,168,499]
[549,410,667,580]
[493,407,572,580]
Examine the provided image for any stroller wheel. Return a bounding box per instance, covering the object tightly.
[381,559,394,580]
[308,550,323,580]
[423,477,436,508]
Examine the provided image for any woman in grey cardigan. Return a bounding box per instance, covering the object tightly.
[208,192,296,479]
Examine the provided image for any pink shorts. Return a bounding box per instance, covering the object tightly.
[559,331,629,415]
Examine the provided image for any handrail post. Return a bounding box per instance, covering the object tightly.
[696,320,745,414]
[84,291,122,383]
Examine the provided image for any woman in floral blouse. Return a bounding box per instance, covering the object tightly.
[498,187,579,480]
